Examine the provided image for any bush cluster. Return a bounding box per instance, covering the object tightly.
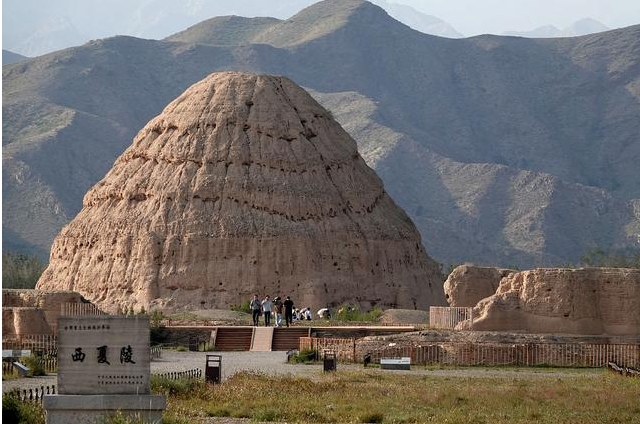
[335,303,382,322]
[2,252,46,289]
[2,393,45,424]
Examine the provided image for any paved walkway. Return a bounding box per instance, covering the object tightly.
[2,350,325,393]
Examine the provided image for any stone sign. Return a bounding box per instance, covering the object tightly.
[57,315,150,395]
[44,315,165,424]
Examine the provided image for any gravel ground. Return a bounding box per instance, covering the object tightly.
[3,349,600,394]
[2,350,351,394]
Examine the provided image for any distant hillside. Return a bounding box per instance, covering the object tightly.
[3,0,640,268]
[504,18,609,38]
[370,0,463,38]
[4,0,463,57]
[166,16,281,46]
[2,50,28,64]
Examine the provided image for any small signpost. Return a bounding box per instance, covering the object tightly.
[380,357,411,370]
[43,315,166,424]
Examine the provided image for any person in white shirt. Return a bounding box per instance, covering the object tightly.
[261,295,274,326]
[273,296,284,327]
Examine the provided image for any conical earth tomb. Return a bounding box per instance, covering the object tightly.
[37,72,446,313]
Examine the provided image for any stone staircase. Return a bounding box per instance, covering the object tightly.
[211,326,312,351]
[250,327,274,351]
[272,327,311,351]
[212,327,253,351]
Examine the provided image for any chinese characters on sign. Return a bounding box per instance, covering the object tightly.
[70,345,137,365]
[120,345,135,364]
[72,347,86,362]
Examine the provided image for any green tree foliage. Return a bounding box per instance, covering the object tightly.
[231,300,251,314]
[2,252,46,289]
[149,310,168,345]
[580,247,640,268]
[335,303,382,322]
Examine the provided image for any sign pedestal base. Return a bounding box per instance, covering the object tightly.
[43,394,166,424]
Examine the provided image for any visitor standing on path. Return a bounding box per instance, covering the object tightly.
[262,295,274,326]
[274,296,284,327]
[284,296,294,327]
[250,294,262,326]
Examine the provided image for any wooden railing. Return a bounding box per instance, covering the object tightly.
[61,302,107,316]
[2,334,57,351]
[429,307,473,329]
[4,385,56,403]
[153,368,202,380]
[301,337,640,368]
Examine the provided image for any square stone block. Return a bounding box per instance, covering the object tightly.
[43,394,166,424]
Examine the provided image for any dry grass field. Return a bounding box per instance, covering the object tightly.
[155,366,640,424]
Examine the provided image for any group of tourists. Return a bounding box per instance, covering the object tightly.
[250,294,296,327]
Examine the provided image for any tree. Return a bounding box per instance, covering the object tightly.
[2,252,47,289]
[580,247,640,268]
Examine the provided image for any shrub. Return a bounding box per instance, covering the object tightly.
[198,342,215,352]
[335,303,382,322]
[252,408,280,422]
[98,411,147,424]
[20,355,46,376]
[359,411,385,423]
[231,299,251,314]
[2,392,45,424]
[206,406,232,417]
[290,348,318,363]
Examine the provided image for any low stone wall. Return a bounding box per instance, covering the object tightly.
[162,327,216,349]
[2,289,91,337]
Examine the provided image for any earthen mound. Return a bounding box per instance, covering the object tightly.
[460,267,640,335]
[444,264,516,307]
[37,72,445,313]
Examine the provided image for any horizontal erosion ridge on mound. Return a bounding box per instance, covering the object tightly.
[121,151,360,174]
[146,112,329,142]
[84,188,386,222]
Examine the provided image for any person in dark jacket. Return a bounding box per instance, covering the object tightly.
[283,296,295,327]
[250,294,262,326]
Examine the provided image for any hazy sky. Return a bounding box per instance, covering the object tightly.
[401,0,640,35]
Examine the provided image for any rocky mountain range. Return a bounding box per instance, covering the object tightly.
[2,0,462,57]
[3,0,640,269]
